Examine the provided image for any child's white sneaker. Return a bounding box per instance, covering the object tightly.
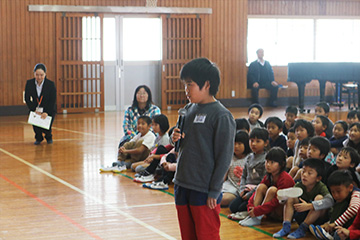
[277,187,303,203]
[231,211,249,220]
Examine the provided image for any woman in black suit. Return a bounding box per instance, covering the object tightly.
[25,63,56,145]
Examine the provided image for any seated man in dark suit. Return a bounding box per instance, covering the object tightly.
[247,48,279,107]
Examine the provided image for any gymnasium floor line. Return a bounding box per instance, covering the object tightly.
[0,147,177,240]
[0,173,103,240]
[117,172,286,240]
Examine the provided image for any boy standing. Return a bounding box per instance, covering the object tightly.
[172,58,236,240]
[273,158,334,239]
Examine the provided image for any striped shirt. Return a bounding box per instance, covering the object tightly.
[335,190,360,226]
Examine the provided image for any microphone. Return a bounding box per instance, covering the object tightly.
[175,108,186,152]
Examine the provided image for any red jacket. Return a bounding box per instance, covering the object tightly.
[247,171,295,216]
[349,208,360,239]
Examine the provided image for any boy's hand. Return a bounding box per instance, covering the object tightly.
[322,223,335,232]
[172,128,182,143]
[144,155,154,163]
[335,226,350,240]
[119,146,126,153]
[162,162,170,171]
[248,207,256,217]
[242,194,248,200]
[293,198,313,212]
[207,197,217,209]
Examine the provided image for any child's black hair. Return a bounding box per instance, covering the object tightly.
[299,137,310,147]
[249,127,269,142]
[347,110,360,120]
[309,136,330,158]
[316,101,330,113]
[138,115,152,125]
[235,130,252,155]
[265,116,283,129]
[315,115,330,129]
[288,127,295,134]
[293,119,315,138]
[248,103,264,117]
[349,122,360,132]
[235,118,250,132]
[339,147,360,167]
[334,120,348,133]
[265,147,287,173]
[152,114,170,133]
[327,170,353,187]
[286,106,298,115]
[180,58,220,96]
[303,158,326,179]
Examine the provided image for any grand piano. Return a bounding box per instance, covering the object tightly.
[287,62,360,112]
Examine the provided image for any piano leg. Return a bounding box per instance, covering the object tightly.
[319,80,326,102]
[297,82,305,112]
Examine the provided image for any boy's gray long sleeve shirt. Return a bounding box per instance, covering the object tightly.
[173,101,236,199]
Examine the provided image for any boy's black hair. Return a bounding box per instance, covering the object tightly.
[249,127,269,142]
[299,137,310,147]
[327,170,353,187]
[132,85,153,110]
[339,147,360,167]
[235,130,252,155]
[286,106,298,115]
[347,110,360,119]
[180,58,220,96]
[288,127,295,134]
[315,115,330,129]
[316,101,330,113]
[265,116,283,129]
[138,115,152,125]
[309,136,330,158]
[293,119,315,138]
[248,103,264,117]
[303,158,326,179]
[334,120,348,133]
[349,122,360,131]
[265,147,287,172]
[235,118,250,132]
[152,114,170,133]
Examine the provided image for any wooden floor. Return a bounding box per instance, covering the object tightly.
[0,105,350,240]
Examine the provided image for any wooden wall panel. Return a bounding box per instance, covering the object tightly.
[0,0,248,110]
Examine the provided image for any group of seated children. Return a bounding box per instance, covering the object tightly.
[100,114,175,190]
[224,102,360,239]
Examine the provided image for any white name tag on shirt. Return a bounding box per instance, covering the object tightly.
[194,114,206,123]
[36,107,43,113]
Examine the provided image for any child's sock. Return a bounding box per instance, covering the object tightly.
[287,222,309,239]
[239,215,263,227]
[273,221,291,238]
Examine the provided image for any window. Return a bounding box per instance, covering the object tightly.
[248,18,360,65]
[123,18,162,61]
[82,16,101,61]
[103,17,116,61]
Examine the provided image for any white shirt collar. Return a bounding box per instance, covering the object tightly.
[257,59,265,66]
[35,78,45,97]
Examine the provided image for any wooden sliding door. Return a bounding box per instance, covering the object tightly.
[56,13,104,113]
[161,15,202,110]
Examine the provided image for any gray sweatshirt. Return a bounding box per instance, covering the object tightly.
[173,101,236,199]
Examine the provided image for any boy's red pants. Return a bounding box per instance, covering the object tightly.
[174,185,222,240]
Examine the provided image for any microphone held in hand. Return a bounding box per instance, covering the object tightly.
[175,108,186,152]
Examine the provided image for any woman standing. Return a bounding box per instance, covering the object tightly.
[119,85,161,146]
[25,63,56,145]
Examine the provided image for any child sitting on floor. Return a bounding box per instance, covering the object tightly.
[247,103,264,131]
[347,110,360,126]
[265,116,287,152]
[310,170,360,239]
[313,115,332,139]
[221,130,251,207]
[286,127,296,158]
[283,106,298,135]
[235,118,250,133]
[335,207,360,239]
[100,116,155,172]
[289,137,309,180]
[228,128,268,220]
[131,114,170,172]
[315,101,334,139]
[273,158,334,239]
[239,147,295,227]
[330,120,348,156]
